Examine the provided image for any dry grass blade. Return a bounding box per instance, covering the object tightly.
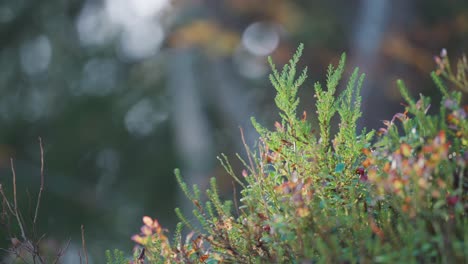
[34,137,45,225]
[81,225,89,264]
[10,158,26,241]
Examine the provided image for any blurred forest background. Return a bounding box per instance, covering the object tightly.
[0,0,467,262]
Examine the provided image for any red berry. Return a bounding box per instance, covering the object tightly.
[356,167,368,181]
[356,167,365,175]
[446,195,459,206]
[360,173,368,182]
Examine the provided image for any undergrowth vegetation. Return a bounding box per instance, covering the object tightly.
[2,45,466,263]
[124,45,467,263]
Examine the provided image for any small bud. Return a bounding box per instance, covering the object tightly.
[440,48,447,58]
[142,216,153,227]
[11,237,21,248]
[378,128,388,135]
[242,169,248,177]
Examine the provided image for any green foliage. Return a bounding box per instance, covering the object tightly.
[268,43,307,125]
[105,249,127,264]
[434,49,468,93]
[128,45,467,263]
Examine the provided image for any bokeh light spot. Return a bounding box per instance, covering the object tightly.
[74,58,118,96]
[76,3,116,46]
[130,0,169,18]
[19,35,52,75]
[124,98,168,137]
[118,20,164,60]
[242,22,279,56]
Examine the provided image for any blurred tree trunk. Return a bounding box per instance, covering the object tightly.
[350,0,392,130]
[168,48,214,218]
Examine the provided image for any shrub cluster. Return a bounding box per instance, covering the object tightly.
[1,45,465,263]
[123,45,467,263]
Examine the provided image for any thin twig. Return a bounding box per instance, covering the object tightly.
[34,137,45,225]
[32,242,45,264]
[7,244,34,264]
[11,158,27,241]
[0,184,14,214]
[53,239,71,264]
[137,248,145,263]
[34,233,47,262]
[81,225,89,264]
[239,127,254,171]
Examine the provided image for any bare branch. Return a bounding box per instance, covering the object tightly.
[53,239,71,264]
[81,225,89,264]
[0,184,14,214]
[34,137,45,225]
[11,158,26,241]
[239,127,254,171]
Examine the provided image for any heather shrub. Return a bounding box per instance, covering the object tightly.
[122,45,467,263]
[4,45,463,263]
